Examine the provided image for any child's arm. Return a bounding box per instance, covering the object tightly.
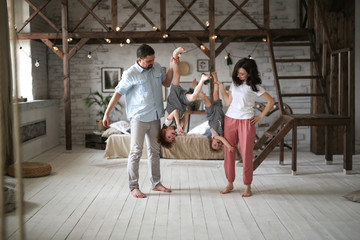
[213,135,236,152]
[167,109,184,134]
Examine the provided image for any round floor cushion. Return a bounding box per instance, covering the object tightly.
[7,162,52,178]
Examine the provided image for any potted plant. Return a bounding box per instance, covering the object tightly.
[84,91,122,132]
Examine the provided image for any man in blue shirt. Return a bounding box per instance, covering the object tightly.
[103,44,180,198]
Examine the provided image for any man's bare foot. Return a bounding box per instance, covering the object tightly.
[241,185,252,197]
[173,47,186,59]
[152,184,171,193]
[220,182,233,194]
[131,188,147,198]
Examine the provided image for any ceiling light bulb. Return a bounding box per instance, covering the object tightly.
[126,38,131,44]
[35,59,40,67]
[163,33,168,38]
[200,44,206,51]
[116,26,121,32]
[67,37,73,42]
[87,52,92,59]
[153,26,158,31]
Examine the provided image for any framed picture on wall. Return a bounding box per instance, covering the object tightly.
[197,59,209,72]
[101,67,122,93]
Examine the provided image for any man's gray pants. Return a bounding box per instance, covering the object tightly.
[128,119,161,191]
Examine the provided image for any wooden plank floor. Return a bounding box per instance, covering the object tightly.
[5,145,360,240]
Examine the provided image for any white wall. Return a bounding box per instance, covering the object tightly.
[20,100,60,161]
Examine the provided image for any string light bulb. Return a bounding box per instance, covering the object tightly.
[262,37,267,42]
[115,26,121,32]
[163,33,168,38]
[105,38,111,43]
[200,44,206,51]
[35,59,40,67]
[152,25,158,31]
[67,37,73,42]
[87,52,92,59]
[205,21,210,28]
[119,42,124,47]
[52,45,59,51]
[126,38,131,44]
[211,35,217,40]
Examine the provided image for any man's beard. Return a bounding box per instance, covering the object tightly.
[147,64,153,69]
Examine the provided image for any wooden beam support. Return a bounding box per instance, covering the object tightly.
[188,36,210,58]
[128,0,156,29]
[41,39,63,59]
[78,0,109,31]
[111,0,117,31]
[227,0,262,29]
[177,0,207,29]
[209,0,215,102]
[215,36,235,57]
[69,38,90,59]
[25,0,60,33]
[62,0,72,150]
[216,0,249,31]
[120,0,149,32]
[160,0,166,32]
[263,0,269,29]
[17,0,52,33]
[71,0,102,32]
[167,0,197,31]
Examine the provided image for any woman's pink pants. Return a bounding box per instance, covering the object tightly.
[224,116,256,185]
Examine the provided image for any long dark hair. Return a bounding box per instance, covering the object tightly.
[231,57,262,92]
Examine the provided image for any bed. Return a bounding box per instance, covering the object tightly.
[103,125,240,159]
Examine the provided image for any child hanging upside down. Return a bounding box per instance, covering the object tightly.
[198,72,235,152]
[158,47,212,148]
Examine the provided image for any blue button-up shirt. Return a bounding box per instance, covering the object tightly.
[115,61,166,122]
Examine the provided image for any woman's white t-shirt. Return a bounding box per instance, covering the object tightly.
[226,83,266,119]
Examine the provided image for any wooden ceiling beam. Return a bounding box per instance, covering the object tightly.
[24,0,60,33]
[216,0,249,31]
[17,0,54,33]
[228,0,262,29]
[177,0,207,29]
[167,0,197,31]
[128,0,156,30]
[41,39,63,59]
[78,0,109,32]
[69,38,90,59]
[119,0,149,32]
[71,0,102,32]
[112,0,117,31]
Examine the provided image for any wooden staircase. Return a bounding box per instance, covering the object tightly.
[252,28,352,174]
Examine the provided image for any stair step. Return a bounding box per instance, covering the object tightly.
[281,93,326,97]
[264,131,277,138]
[272,42,311,47]
[275,58,315,63]
[278,75,322,80]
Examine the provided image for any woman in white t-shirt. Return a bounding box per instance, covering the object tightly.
[217,57,275,197]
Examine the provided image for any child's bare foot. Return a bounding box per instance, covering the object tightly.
[220,182,233,194]
[200,73,212,84]
[192,78,198,88]
[241,185,252,197]
[152,184,172,192]
[173,47,186,59]
[131,188,147,198]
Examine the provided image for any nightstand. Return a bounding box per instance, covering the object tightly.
[85,133,107,150]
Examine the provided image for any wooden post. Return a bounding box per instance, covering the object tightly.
[209,0,215,102]
[62,0,72,150]
[111,0,117,31]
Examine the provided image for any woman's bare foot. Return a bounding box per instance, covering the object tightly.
[220,182,233,194]
[152,184,171,193]
[131,188,147,198]
[241,185,252,197]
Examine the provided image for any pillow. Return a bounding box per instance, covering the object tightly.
[343,190,360,203]
[110,120,131,135]
[101,127,123,138]
[188,121,209,135]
